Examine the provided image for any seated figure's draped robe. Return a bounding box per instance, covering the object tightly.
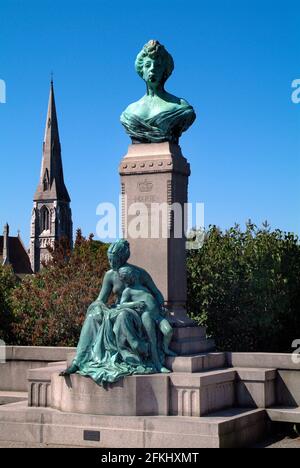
[73,300,162,385]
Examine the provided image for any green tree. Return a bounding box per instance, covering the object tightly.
[187,223,300,352]
[11,230,109,346]
[0,264,17,342]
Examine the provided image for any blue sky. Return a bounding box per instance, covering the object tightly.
[0,0,299,245]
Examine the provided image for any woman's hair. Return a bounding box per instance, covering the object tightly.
[118,266,138,285]
[108,239,130,264]
[135,40,174,84]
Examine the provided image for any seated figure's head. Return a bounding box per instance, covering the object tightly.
[107,239,130,270]
[135,40,174,88]
[118,266,138,287]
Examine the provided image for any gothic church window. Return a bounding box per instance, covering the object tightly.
[43,169,49,191]
[41,206,50,231]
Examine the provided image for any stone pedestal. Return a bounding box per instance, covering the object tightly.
[51,373,170,416]
[119,142,193,326]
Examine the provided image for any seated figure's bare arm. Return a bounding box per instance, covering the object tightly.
[97,271,113,304]
[119,289,145,314]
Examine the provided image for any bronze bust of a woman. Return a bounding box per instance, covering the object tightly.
[120,40,196,144]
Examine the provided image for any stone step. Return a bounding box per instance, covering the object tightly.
[170,368,236,416]
[0,401,268,448]
[4,346,75,362]
[267,407,300,424]
[235,367,277,409]
[227,352,300,370]
[171,337,215,355]
[166,352,226,373]
[0,391,27,406]
[171,326,206,340]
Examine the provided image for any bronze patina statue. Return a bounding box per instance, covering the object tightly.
[120,40,196,143]
[60,240,175,385]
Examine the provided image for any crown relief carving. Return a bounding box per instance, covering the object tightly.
[138,179,153,192]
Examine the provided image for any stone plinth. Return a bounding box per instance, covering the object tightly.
[51,373,169,416]
[49,367,237,418]
[119,142,193,326]
[170,369,236,416]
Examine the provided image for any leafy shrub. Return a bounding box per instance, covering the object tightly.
[187,223,300,352]
[0,265,17,342]
[10,230,109,346]
[7,223,300,352]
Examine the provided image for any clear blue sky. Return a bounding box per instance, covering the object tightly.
[1,0,299,245]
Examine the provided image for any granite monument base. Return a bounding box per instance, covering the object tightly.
[1,347,300,447]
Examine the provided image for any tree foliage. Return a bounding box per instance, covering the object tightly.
[0,265,17,343]
[3,223,300,352]
[187,223,300,352]
[10,230,109,346]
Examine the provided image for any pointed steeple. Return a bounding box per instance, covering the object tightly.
[30,80,73,273]
[34,80,70,202]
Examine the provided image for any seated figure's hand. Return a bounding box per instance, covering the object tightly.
[134,301,146,314]
[160,306,168,317]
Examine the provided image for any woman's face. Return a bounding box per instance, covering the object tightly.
[108,252,124,271]
[142,56,165,87]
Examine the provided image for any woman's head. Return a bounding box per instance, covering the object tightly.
[107,239,130,270]
[135,40,174,87]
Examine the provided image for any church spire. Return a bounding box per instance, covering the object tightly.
[30,81,73,273]
[34,80,70,202]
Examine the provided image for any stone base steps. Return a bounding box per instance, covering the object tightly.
[0,402,267,448]
[27,363,278,418]
[166,352,226,373]
[1,344,300,447]
[267,407,300,423]
[0,391,28,406]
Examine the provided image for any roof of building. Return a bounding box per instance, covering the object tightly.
[0,235,33,277]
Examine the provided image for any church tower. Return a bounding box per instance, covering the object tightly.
[30,81,73,273]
